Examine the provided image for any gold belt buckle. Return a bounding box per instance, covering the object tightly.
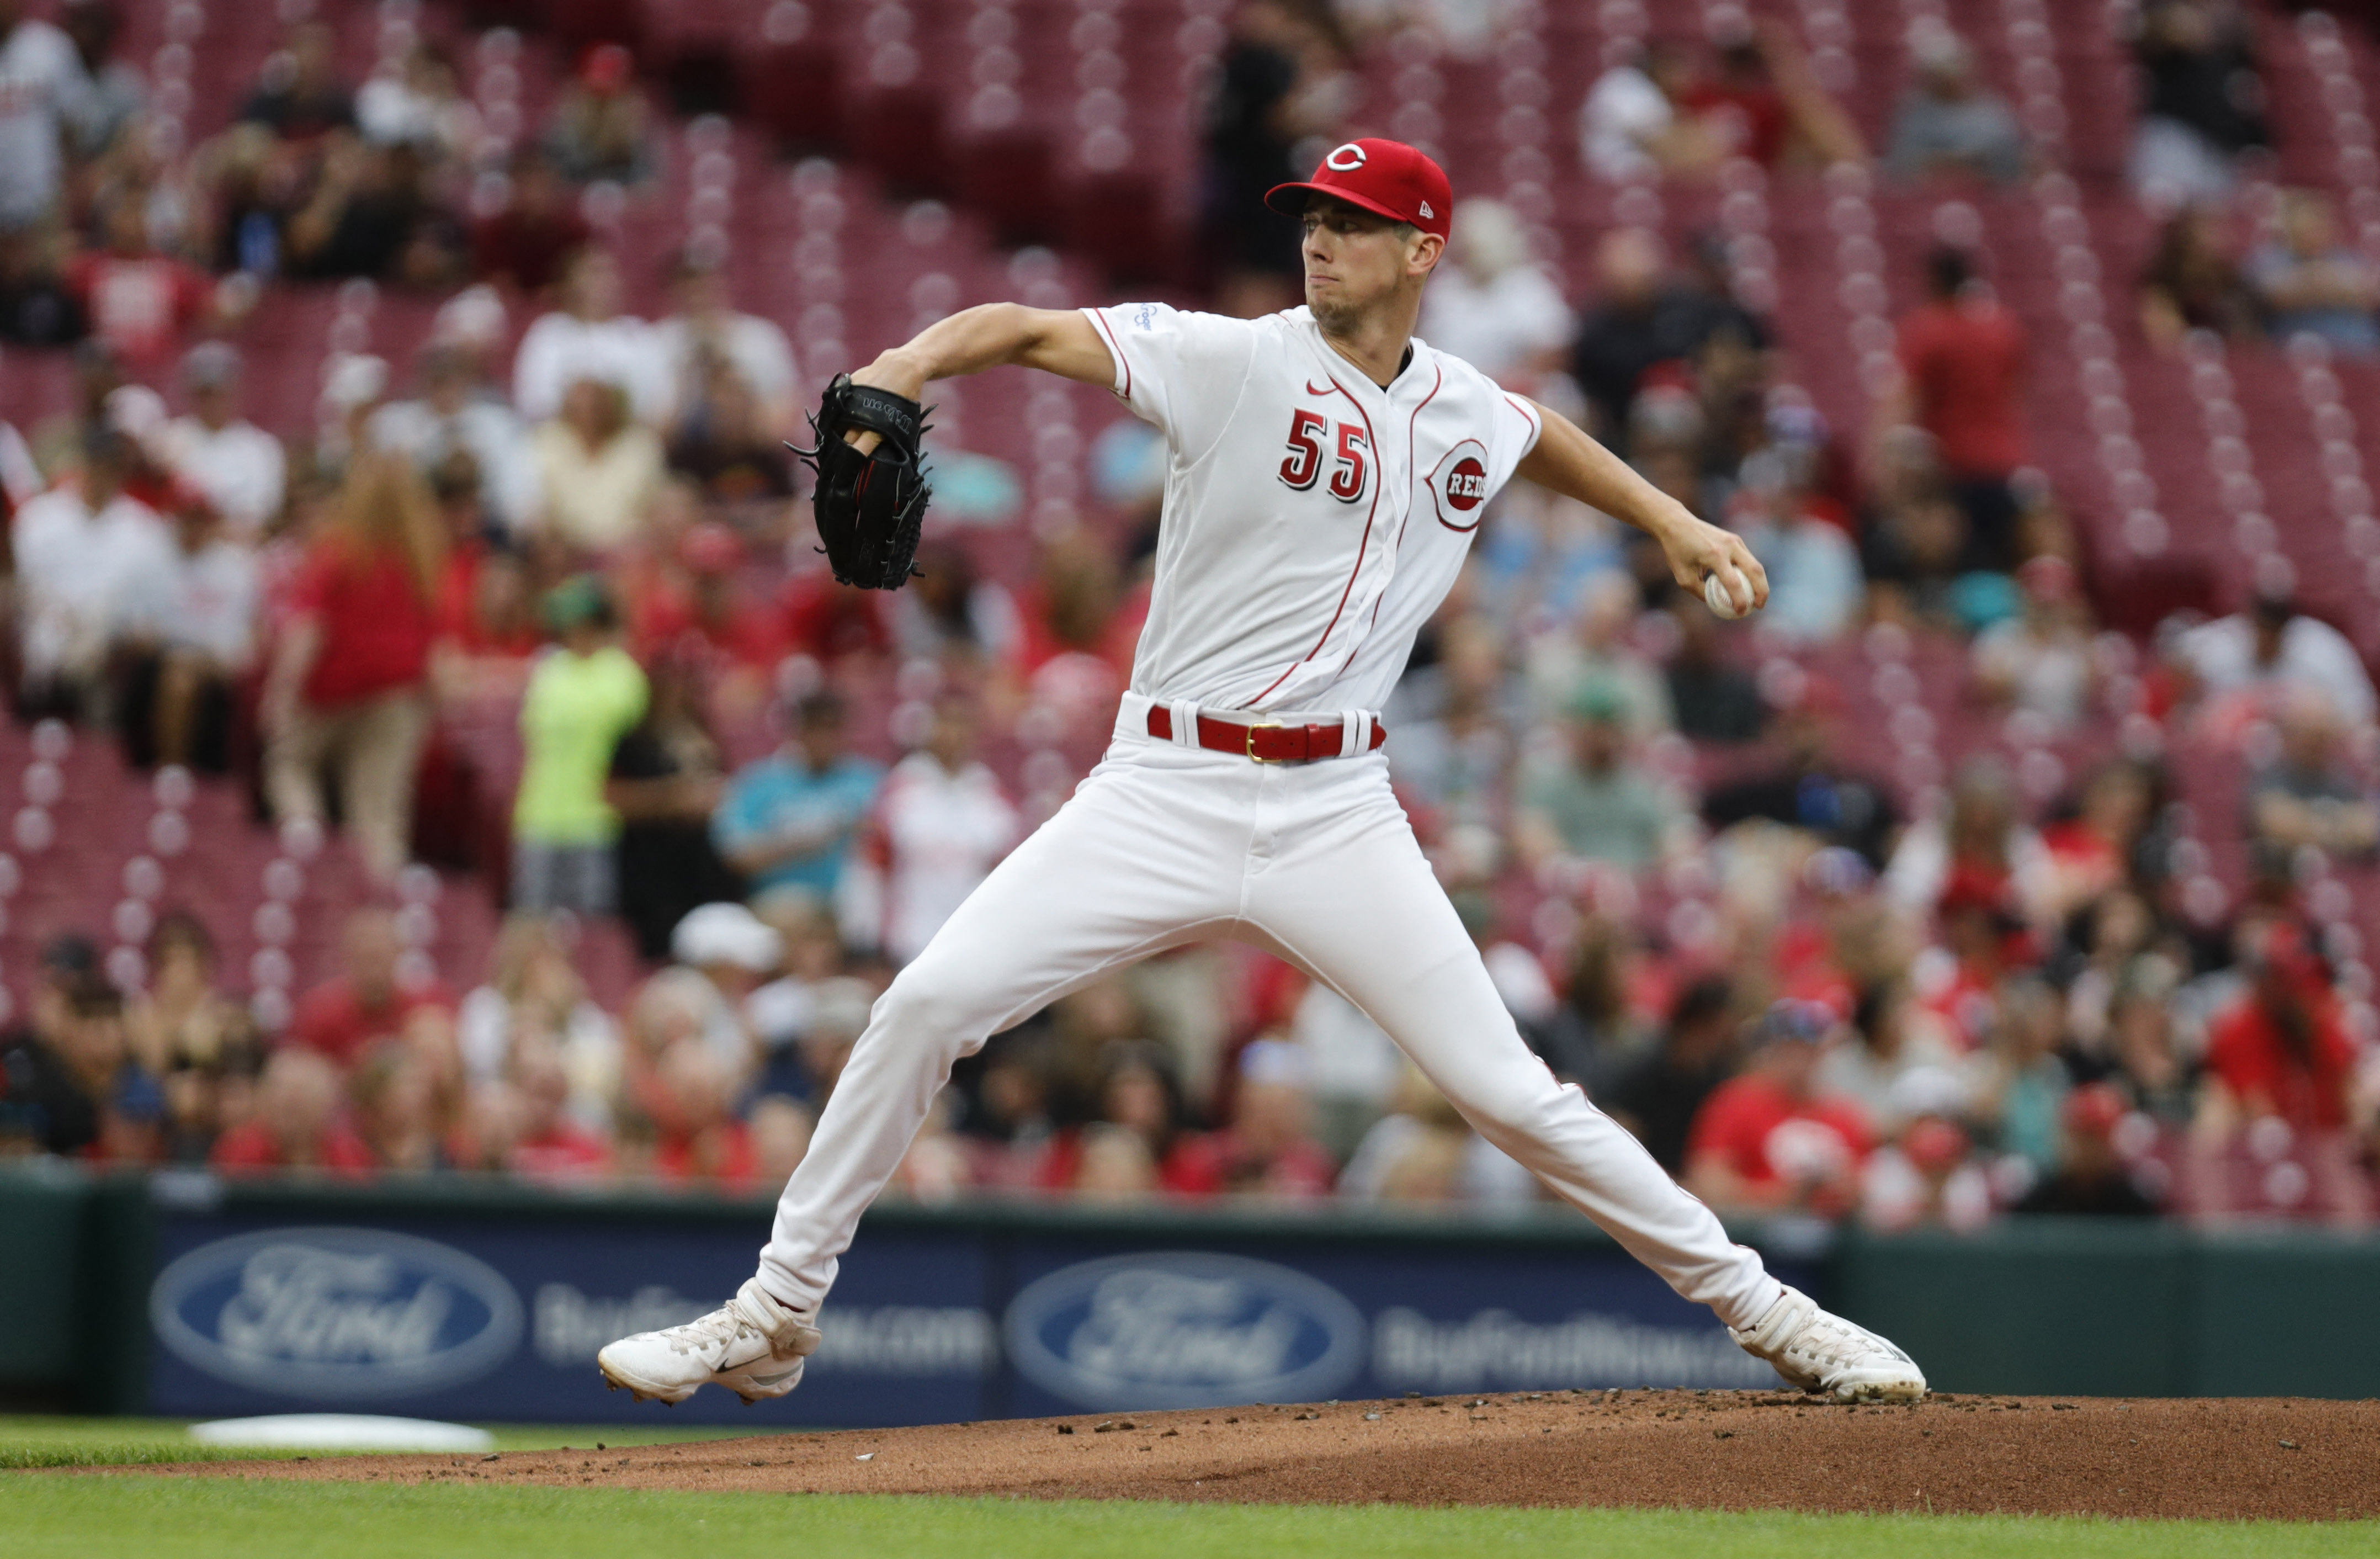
[1245,719,1286,763]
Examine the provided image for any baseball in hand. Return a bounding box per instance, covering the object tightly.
[1704,570,1749,619]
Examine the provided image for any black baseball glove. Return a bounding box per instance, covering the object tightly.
[789,373,933,590]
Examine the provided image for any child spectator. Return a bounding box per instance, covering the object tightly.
[1962,978,2073,1178]
[349,1037,446,1172]
[455,915,620,1102]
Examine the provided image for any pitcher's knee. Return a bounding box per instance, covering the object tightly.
[870,962,994,1058]
[1451,1073,1588,1143]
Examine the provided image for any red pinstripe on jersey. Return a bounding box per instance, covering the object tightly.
[1090,309,1133,401]
[1348,361,1446,670]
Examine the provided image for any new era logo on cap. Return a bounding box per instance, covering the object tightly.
[1265,138,1453,240]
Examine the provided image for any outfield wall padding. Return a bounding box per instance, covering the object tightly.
[1,1168,2372,1419]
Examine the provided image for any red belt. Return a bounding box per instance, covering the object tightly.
[1145,706,1387,763]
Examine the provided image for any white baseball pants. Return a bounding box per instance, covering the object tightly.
[755,719,1784,1333]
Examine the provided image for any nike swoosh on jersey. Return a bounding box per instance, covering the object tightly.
[1305,380,1335,395]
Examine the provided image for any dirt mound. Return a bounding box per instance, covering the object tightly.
[160,1392,2378,1520]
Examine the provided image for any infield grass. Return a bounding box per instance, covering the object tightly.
[2,1477,2370,1559]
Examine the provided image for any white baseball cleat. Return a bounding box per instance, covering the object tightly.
[1729,1284,1927,1402]
[597,1279,822,1406]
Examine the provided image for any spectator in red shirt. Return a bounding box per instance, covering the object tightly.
[1035,1040,1215,1197]
[504,1031,610,1184]
[2203,925,2356,1136]
[627,519,787,715]
[210,1048,377,1179]
[288,908,455,1070]
[1685,1000,1872,1216]
[650,1036,758,1192]
[1190,1039,1338,1199]
[67,197,223,370]
[781,569,894,667]
[261,455,447,881]
[1887,247,2028,571]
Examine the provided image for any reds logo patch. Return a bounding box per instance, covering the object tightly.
[1427,439,1492,532]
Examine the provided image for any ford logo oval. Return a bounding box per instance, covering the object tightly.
[150,1227,524,1401]
[1004,1252,1366,1411]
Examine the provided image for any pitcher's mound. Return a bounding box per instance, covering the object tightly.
[184,1391,2378,1520]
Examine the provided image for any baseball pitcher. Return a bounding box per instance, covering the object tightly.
[597,139,1926,1408]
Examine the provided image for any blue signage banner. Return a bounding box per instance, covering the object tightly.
[143,1201,1816,1427]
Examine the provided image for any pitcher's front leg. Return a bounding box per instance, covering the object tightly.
[755,756,1243,1311]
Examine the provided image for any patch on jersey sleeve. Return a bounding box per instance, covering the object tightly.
[1427,438,1492,532]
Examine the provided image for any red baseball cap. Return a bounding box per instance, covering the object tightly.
[1266,139,1453,240]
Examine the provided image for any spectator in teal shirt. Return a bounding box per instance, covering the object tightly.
[713,691,883,913]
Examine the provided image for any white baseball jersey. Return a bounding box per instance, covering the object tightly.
[1082,303,1543,715]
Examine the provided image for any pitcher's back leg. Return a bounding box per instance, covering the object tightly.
[1244,791,1781,1330]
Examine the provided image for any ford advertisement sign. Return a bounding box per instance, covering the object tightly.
[150,1227,523,1401]
[1005,1252,1367,1410]
[143,1203,1818,1425]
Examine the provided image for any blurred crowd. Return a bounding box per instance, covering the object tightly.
[2,0,2379,1227]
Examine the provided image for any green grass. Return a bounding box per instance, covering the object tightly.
[0,1479,2369,1559]
[0,1415,787,1470]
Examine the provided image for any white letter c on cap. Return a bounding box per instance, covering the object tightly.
[1325,143,1367,171]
